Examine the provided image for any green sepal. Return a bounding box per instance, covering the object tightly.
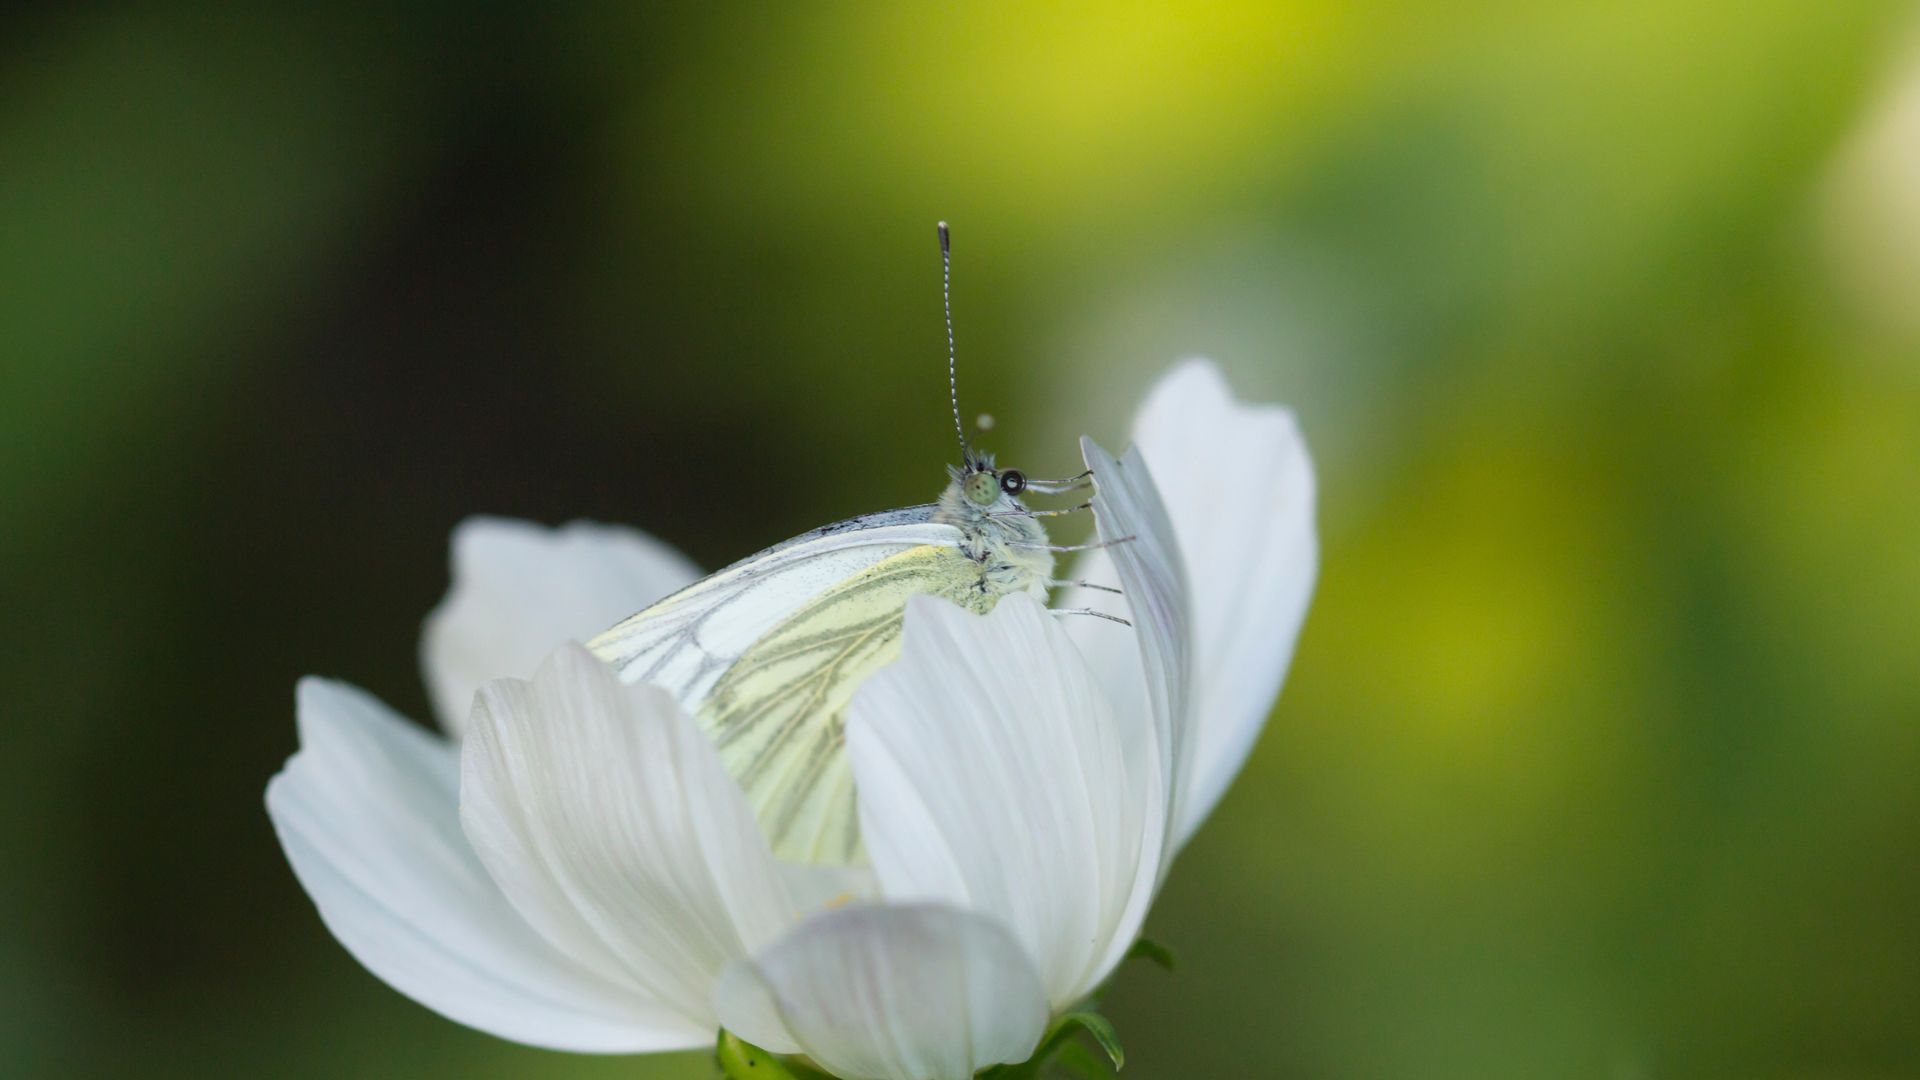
[716,1030,804,1080]
[980,1009,1127,1079]
[1051,1012,1124,1071]
[1125,936,1176,973]
[1052,1038,1119,1077]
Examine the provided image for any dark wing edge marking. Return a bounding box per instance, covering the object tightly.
[587,508,952,704]
[709,504,941,574]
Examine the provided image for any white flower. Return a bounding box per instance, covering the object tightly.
[266,359,1316,1079]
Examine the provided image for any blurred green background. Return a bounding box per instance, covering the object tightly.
[4,3,1918,1077]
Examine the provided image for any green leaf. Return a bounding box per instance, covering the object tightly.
[1125,936,1176,973]
[716,1031,803,1080]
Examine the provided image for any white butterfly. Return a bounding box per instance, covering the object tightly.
[590,224,1124,863]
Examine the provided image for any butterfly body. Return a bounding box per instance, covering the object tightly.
[933,454,1056,594]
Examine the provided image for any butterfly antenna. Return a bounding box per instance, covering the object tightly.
[939,220,970,464]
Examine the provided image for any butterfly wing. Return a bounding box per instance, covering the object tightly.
[697,542,996,862]
[589,506,952,702]
[587,506,987,862]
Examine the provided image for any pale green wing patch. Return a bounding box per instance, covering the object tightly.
[699,544,994,863]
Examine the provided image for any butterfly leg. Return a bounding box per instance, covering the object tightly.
[1050,607,1132,627]
[1047,578,1123,594]
[989,500,1093,520]
[1024,469,1094,494]
[1012,534,1136,553]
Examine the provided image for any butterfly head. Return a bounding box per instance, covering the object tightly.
[948,450,1028,511]
[965,468,1027,506]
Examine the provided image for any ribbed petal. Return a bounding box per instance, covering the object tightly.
[1078,437,1194,879]
[460,644,793,1031]
[266,677,697,1052]
[713,904,1048,1080]
[421,517,701,738]
[848,594,1164,1007]
[1128,360,1316,844]
[1069,360,1317,850]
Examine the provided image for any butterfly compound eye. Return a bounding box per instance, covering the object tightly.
[964,471,1000,506]
[999,469,1027,495]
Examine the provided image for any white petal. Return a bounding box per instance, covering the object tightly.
[266,677,697,1052]
[1078,437,1195,877]
[1071,360,1318,849]
[459,643,794,1031]
[1122,360,1317,844]
[774,860,881,915]
[848,594,1164,1007]
[713,904,1048,1080]
[421,517,701,737]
